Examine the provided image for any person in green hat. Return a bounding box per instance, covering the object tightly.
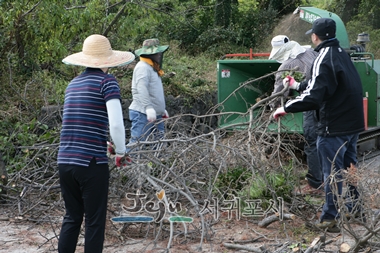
[127,38,170,154]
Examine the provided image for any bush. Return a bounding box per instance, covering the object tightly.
[239,163,295,205]
[0,119,59,173]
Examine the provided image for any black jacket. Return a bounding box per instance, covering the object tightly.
[284,38,364,136]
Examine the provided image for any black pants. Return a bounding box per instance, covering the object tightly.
[303,111,323,189]
[58,158,109,253]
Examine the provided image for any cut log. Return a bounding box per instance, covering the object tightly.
[258,213,295,228]
[340,242,351,252]
[223,242,262,253]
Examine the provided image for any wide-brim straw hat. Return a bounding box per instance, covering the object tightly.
[135,38,169,56]
[62,34,135,68]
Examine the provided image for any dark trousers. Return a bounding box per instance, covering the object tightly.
[303,111,323,188]
[317,133,359,221]
[58,158,109,253]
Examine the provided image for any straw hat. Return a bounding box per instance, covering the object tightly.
[62,34,135,68]
[134,38,169,56]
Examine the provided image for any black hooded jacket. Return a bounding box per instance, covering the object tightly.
[284,38,364,136]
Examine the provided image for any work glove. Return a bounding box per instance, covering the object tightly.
[146,108,157,122]
[107,141,116,157]
[115,153,132,167]
[162,110,169,119]
[273,107,287,120]
[108,142,132,167]
[283,75,300,90]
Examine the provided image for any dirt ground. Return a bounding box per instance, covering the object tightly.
[1,157,380,253]
[0,207,375,253]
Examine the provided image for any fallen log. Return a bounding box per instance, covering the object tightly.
[233,236,264,244]
[223,242,262,252]
[258,213,295,228]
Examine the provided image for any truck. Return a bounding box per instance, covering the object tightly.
[217,6,380,157]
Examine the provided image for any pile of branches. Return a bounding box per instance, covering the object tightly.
[1,72,380,252]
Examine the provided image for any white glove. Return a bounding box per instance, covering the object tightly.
[283,76,300,90]
[162,110,169,118]
[273,107,287,120]
[146,108,156,122]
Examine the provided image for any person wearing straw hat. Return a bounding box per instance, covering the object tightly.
[126,38,169,154]
[58,34,135,253]
[269,35,323,197]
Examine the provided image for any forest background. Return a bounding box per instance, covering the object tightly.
[0,0,380,189]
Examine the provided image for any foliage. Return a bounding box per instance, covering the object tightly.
[214,0,234,28]
[193,27,237,54]
[0,119,59,173]
[230,7,278,49]
[358,0,380,29]
[281,71,305,82]
[345,21,380,59]
[1,0,379,81]
[237,0,259,12]
[1,0,380,180]
[215,167,252,194]
[165,1,215,50]
[256,0,303,16]
[239,163,295,203]
[306,0,336,9]
[215,163,295,210]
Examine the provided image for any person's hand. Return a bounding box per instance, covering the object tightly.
[273,107,287,120]
[146,108,156,122]
[162,110,169,118]
[115,153,132,167]
[284,75,300,90]
[107,141,115,157]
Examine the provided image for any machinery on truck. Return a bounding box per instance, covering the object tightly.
[217,6,380,157]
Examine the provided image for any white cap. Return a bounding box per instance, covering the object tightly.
[269,36,306,63]
[269,35,289,60]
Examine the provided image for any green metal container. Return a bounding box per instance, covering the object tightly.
[217,59,304,133]
[354,56,380,128]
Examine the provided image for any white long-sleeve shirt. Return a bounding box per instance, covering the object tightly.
[129,61,166,115]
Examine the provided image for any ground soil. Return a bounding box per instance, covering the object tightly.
[1,157,380,253]
[0,206,371,253]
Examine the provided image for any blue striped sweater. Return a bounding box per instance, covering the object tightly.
[58,68,121,166]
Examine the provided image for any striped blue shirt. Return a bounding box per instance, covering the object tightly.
[58,68,121,166]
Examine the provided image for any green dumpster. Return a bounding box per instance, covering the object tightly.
[217,59,304,133]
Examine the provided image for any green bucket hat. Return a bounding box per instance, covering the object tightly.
[135,38,169,56]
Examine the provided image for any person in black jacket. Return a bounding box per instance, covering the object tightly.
[273,18,364,232]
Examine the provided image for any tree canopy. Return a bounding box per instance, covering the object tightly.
[0,0,379,116]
